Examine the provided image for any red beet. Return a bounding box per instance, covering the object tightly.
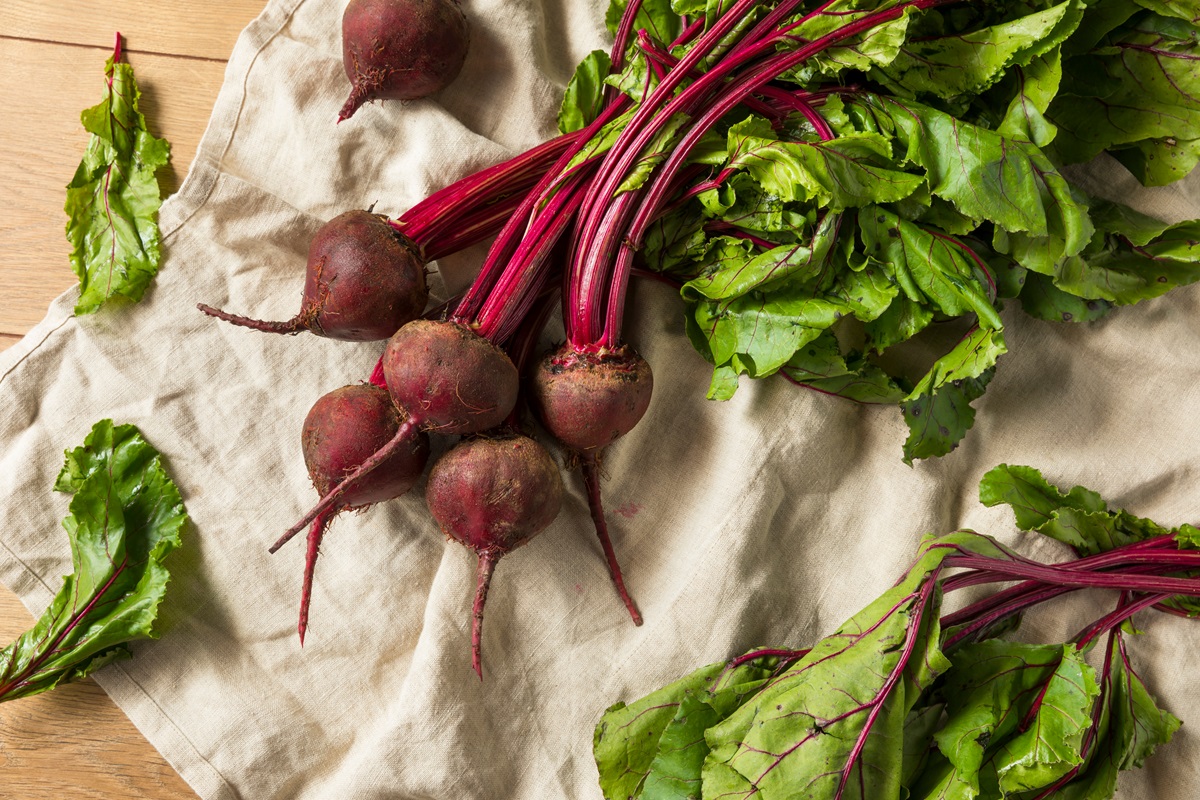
[531,344,653,626]
[531,344,653,453]
[339,0,470,122]
[199,210,428,342]
[284,383,430,643]
[383,319,520,434]
[425,433,564,679]
[272,319,520,552]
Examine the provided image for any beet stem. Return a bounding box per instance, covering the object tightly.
[472,550,500,681]
[582,456,643,626]
[298,509,334,646]
[197,303,307,335]
[269,417,420,554]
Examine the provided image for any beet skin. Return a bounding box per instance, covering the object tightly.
[339,0,470,121]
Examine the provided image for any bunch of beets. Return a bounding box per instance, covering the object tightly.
[199,0,1200,678]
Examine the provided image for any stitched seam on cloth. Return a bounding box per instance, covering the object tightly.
[0,316,73,389]
[159,0,308,243]
[0,537,56,599]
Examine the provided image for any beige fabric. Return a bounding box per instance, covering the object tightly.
[1,1,1199,797]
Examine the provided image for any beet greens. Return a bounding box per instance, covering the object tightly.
[594,466,1194,800]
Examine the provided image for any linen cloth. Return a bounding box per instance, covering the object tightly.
[1,0,1199,797]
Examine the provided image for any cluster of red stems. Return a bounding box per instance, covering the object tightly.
[198,0,960,677]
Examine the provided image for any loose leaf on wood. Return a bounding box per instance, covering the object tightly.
[65,40,171,315]
[0,421,187,702]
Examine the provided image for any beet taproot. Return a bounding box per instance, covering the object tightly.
[199,210,428,342]
[339,0,470,121]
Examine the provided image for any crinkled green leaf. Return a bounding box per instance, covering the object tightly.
[558,50,613,134]
[860,206,1003,328]
[1018,272,1113,322]
[869,95,1093,265]
[978,464,1181,559]
[1050,202,1200,304]
[594,657,778,800]
[1051,13,1200,183]
[781,0,915,83]
[697,532,1005,800]
[606,0,682,44]
[683,213,837,300]
[995,49,1064,148]
[0,421,186,702]
[901,327,1007,464]
[782,332,907,404]
[875,0,1081,101]
[65,53,170,315]
[642,672,777,800]
[729,130,924,210]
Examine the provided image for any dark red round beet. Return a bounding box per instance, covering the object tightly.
[289,383,430,644]
[531,344,654,453]
[302,383,430,506]
[339,0,470,121]
[199,210,428,342]
[383,319,520,435]
[425,433,564,679]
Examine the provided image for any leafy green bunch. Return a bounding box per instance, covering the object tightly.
[559,0,1200,462]
[594,465,1200,799]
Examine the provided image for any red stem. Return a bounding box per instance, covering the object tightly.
[581,455,643,626]
[298,509,335,646]
[472,550,500,680]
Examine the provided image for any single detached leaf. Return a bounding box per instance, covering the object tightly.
[901,327,1007,464]
[65,42,171,315]
[558,50,613,134]
[0,421,187,702]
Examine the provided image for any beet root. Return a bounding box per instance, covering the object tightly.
[531,344,652,625]
[272,319,519,553]
[339,0,470,121]
[199,210,428,342]
[531,344,653,453]
[425,434,564,679]
[384,319,520,435]
[282,383,431,643]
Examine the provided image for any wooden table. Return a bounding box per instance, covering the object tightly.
[0,3,266,796]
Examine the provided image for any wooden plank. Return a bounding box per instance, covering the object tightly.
[0,334,21,352]
[0,0,267,62]
[0,39,228,335]
[0,588,198,800]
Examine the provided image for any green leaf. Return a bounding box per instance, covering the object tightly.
[1051,13,1200,184]
[875,0,1082,101]
[1018,272,1113,323]
[1049,202,1200,305]
[65,50,171,315]
[782,333,907,404]
[606,0,682,44]
[594,656,779,800]
[868,95,1093,265]
[977,464,1178,558]
[859,206,1003,328]
[781,0,916,83]
[558,50,612,134]
[729,131,925,210]
[995,49,1065,148]
[698,532,1005,800]
[0,421,187,702]
[682,213,838,301]
[901,327,1007,464]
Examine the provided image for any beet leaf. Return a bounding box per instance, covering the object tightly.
[0,420,187,702]
[65,36,171,315]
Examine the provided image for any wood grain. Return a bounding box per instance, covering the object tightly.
[0,38,228,335]
[0,3,265,797]
[1,0,267,61]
